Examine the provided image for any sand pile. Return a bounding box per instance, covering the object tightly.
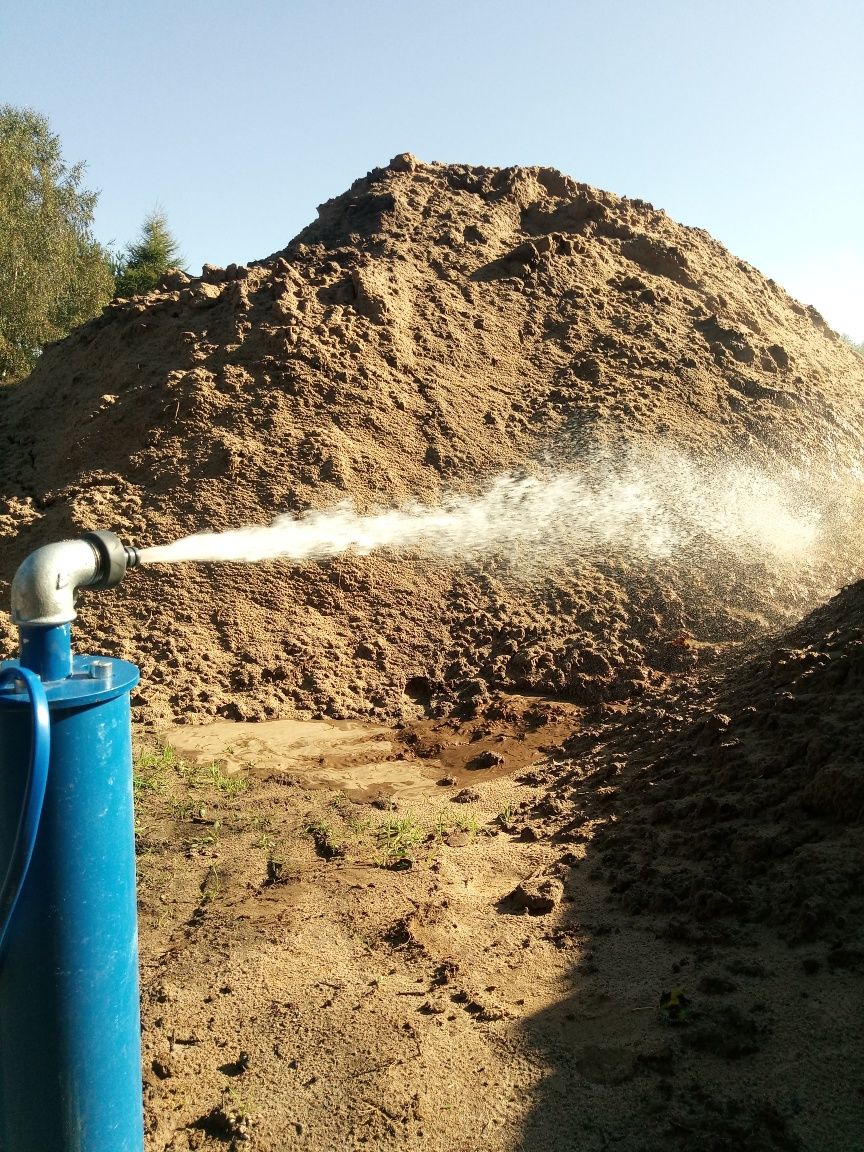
[1,155,863,728]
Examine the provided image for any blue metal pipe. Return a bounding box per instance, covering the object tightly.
[0,623,143,1152]
[18,622,73,682]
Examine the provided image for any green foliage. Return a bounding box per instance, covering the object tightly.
[133,742,181,793]
[200,864,221,903]
[306,819,346,860]
[375,815,424,864]
[0,104,114,382]
[841,333,864,357]
[133,742,248,800]
[113,210,183,298]
[192,761,248,797]
[453,812,479,835]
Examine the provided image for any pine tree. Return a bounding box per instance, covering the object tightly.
[113,211,184,298]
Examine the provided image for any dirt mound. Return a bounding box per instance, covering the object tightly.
[2,155,863,728]
[526,579,864,952]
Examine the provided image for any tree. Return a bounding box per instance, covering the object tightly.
[0,104,114,382]
[113,211,183,298]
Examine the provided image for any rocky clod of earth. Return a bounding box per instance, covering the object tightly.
[509,872,565,914]
[1,155,863,733]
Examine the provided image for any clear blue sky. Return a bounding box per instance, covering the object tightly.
[2,0,862,338]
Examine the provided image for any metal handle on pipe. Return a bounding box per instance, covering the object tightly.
[0,667,50,959]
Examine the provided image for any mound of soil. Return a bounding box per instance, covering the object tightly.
[523,578,864,954]
[1,155,863,730]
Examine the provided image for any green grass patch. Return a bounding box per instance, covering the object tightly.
[375,815,424,865]
[306,819,346,860]
[132,743,178,793]
[186,761,249,798]
[133,743,249,813]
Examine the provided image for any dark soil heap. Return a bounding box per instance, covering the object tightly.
[528,576,864,940]
[1,154,863,728]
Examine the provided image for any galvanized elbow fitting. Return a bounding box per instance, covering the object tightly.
[11,532,139,626]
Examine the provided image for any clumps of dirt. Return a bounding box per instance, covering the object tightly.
[507,871,564,914]
[528,578,864,949]
[190,1098,253,1148]
[1,156,863,728]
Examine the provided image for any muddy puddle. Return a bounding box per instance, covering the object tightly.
[164,695,583,803]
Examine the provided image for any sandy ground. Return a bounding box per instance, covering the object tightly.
[135,687,862,1152]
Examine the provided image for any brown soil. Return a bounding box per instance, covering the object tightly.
[2,155,863,730]
[2,155,864,1148]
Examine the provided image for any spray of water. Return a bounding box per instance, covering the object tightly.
[137,447,819,571]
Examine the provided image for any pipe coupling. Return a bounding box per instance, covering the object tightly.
[10,532,138,626]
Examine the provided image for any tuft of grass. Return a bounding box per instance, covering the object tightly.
[453,812,480,836]
[496,802,514,826]
[133,743,178,793]
[167,797,195,823]
[266,848,288,883]
[306,820,346,860]
[135,743,248,798]
[134,743,250,846]
[179,760,248,797]
[134,742,180,770]
[347,815,374,837]
[200,864,221,903]
[328,790,352,814]
[375,815,424,865]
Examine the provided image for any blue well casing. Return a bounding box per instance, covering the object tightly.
[0,623,143,1152]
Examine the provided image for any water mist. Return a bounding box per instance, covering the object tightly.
[136,447,819,573]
